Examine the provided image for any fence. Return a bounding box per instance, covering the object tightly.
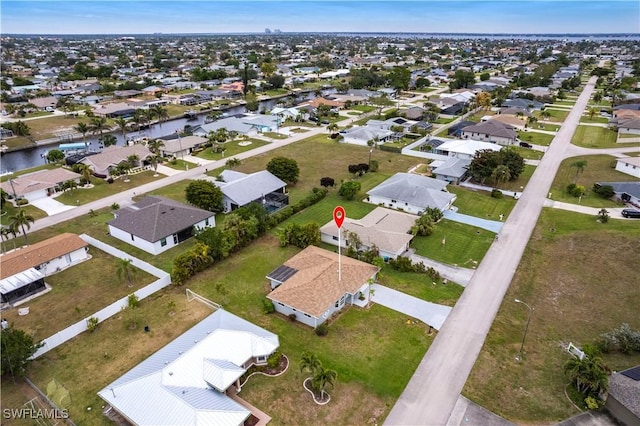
[31,235,171,359]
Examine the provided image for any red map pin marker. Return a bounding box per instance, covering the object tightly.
[333,206,345,228]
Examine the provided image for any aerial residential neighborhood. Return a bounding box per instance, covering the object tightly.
[1,2,639,426]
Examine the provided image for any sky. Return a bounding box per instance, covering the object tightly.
[1,1,639,35]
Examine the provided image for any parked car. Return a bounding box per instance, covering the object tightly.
[621,209,640,218]
[519,142,533,148]
[320,119,330,125]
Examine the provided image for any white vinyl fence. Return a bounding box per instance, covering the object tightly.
[31,234,171,358]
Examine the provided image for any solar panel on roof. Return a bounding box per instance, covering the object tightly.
[266,265,298,283]
[621,366,640,381]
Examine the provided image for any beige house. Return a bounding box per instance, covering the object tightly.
[0,168,81,201]
[80,145,152,177]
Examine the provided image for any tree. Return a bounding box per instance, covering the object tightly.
[526,116,538,128]
[267,74,285,89]
[571,160,588,183]
[56,96,71,116]
[480,72,491,81]
[587,107,597,119]
[491,164,512,185]
[300,352,322,376]
[115,258,137,287]
[338,181,361,200]
[467,148,524,184]
[74,122,90,150]
[367,137,379,167]
[449,69,476,90]
[152,105,169,128]
[540,110,552,121]
[597,208,609,223]
[88,116,108,140]
[102,134,117,147]
[564,349,609,403]
[327,122,339,137]
[476,92,492,110]
[1,327,44,378]
[9,209,35,244]
[185,180,224,212]
[260,62,277,78]
[411,214,434,236]
[311,365,338,400]
[593,91,603,104]
[46,149,65,164]
[267,157,299,184]
[77,163,92,186]
[147,139,165,176]
[113,116,130,142]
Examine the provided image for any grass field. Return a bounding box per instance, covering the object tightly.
[20,115,93,140]
[411,219,494,266]
[448,186,517,219]
[160,158,197,170]
[464,208,640,423]
[579,115,609,124]
[512,146,545,160]
[0,202,47,227]
[194,138,269,160]
[54,171,162,206]
[495,164,536,192]
[2,247,155,341]
[571,125,631,149]
[539,109,569,121]
[518,131,555,146]
[550,154,637,208]
[349,105,376,113]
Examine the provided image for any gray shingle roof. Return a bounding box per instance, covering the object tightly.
[461,120,518,139]
[596,181,640,199]
[108,196,214,242]
[367,173,455,211]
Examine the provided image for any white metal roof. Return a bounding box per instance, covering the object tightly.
[0,268,44,294]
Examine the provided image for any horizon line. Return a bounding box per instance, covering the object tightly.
[2,31,639,36]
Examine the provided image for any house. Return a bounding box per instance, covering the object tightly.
[426,137,502,160]
[596,181,640,206]
[611,117,640,136]
[0,233,88,305]
[503,98,545,111]
[266,246,379,328]
[214,170,288,213]
[298,97,345,109]
[108,196,215,255]
[404,106,424,121]
[0,168,81,202]
[98,309,279,426]
[92,102,136,118]
[80,145,152,177]
[270,107,303,121]
[194,117,257,137]
[157,135,208,158]
[489,115,527,130]
[461,120,518,146]
[447,120,476,137]
[605,366,640,426]
[430,157,471,184]
[367,172,456,214]
[30,96,58,111]
[320,207,416,260]
[341,126,395,146]
[614,157,640,178]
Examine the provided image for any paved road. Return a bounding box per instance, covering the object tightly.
[371,284,452,330]
[384,76,598,426]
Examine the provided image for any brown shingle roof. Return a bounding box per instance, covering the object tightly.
[0,168,81,198]
[267,246,379,318]
[0,233,88,278]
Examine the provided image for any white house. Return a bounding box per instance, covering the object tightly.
[614,157,640,179]
[214,170,288,213]
[367,173,456,214]
[99,309,279,426]
[108,196,215,255]
[0,233,89,305]
[319,207,417,260]
[157,135,208,158]
[266,246,379,328]
[0,168,81,202]
[342,126,395,146]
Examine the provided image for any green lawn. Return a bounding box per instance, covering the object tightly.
[261,132,289,140]
[518,131,555,146]
[537,109,569,121]
[411,220,494,266]
[433,117,456,125]
[449,186,516,219]
[579,115,609,124]
[54,171,162,206]
[495,164,536,192]
[0,203,47,227]
[194,139,269,160]
[380,267,464,304]
[464,208,640,422]
[571,125,630,148]
[531,123,560,132]
[550,154,636,208]
[512,146,545,161]
[161,159,197,170]
[16,115,93,141]
[349,105,376,113]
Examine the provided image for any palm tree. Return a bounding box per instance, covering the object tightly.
[327,122,339,137]
[540,110,551,121]
[147,139,165,176]
[570,160,588,183]
[56,96,71,116]
[311,365,338,400]
[9,209,35,245]
[88,116,108,140]
[564,352,609,399]
[77,164,93,186]
[588,107,598,120]
[300,352,322,376]
[131,109,147,133]
[144,108,156,126]
[152,105,169,129]
[367,136,379,167]
[491,165,512,185]
[0,227,11,253]
[526,116,538,128]
[102,134,117,147]
[115,258,137,287]
[73,122,90,151]
[113,117,130,142]
[593,92,603,104]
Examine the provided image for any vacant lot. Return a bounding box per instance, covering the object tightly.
[55,171,161,206]
[464,208,640,423]
[571,125,628,149]
[550,154,636,207]
[448,186,516,219]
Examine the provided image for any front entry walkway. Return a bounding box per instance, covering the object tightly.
[371,284,452,330]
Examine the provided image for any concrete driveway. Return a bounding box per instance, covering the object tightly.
[371,284,452,330]
[443,210,503,233]
[29,197,76,216]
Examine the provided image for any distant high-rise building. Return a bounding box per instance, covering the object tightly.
[265,28,271,34]
[274,29,281,33]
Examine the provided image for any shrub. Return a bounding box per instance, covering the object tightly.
[379,144,402,153]
[315,323,329,336]
[111,202,120,210]
[491,189,503,198]
[320,177,335,187]
[369,160,379,172]
[288,313,297,322]
[424,207,444,222]
[106,177,114,184]
[16,198,29,206]
[127,294,140,309]
[593,184,614,199]
[566,184,586,197]
[86,316,99,332]
[338,181,361,200]
[262,299,275,314]
[267,350,282,368]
